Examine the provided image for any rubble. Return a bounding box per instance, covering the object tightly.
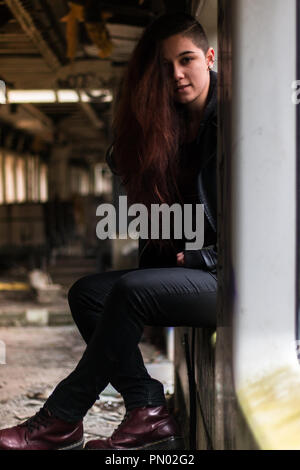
[0,325,173,441]
[28,269,63,304]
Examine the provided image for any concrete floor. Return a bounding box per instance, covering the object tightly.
[0,325,173,443]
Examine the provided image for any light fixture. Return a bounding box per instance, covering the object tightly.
[2,89,113,104]
[57,90,79,103]
[80,90,113,103]
[8,90,56,103]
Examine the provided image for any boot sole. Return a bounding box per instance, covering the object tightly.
[85,436,185,451]
[0,438,85,451]
[57,438,84,450]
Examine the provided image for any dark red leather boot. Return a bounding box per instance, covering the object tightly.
[85,406,184,450]
[0,407,84,450]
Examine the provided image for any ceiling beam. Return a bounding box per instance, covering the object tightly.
[90,3,154,19]
[0,103,54,141]
[80,102,104,130]
[4,0,62,71]
[21,103,54,130]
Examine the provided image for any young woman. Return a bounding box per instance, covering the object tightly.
[0,13,217,451]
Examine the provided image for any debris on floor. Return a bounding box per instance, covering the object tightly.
[0,325,173,441]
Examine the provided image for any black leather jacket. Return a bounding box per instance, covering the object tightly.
[106,71,218,274]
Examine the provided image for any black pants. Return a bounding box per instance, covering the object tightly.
[45,267,217,422]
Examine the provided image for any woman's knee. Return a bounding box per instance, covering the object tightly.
[105,272,146,321]
[68,276,87,305]
[67,275,97,320]
[68,271,121,320]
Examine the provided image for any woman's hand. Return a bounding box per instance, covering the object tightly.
[176,251,185,267]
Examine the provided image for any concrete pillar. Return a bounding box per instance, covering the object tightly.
[216,0,298,450]
[48,144,72,201]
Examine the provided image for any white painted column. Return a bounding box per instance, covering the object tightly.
[229,0,299,449]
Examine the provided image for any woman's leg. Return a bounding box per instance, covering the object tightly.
[45,267,217,422]
[68,270,166,413]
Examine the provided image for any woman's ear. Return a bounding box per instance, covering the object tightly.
[206,47,215,70]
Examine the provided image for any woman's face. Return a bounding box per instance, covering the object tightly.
[162,34,214,110]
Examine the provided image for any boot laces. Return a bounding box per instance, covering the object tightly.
[20,407,54,434]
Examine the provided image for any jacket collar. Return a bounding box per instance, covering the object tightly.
[194,71,217,144]
[202,70,217,124]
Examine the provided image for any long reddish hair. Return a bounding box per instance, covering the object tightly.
[113,13,209,209]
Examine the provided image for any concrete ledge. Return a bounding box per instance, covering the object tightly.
[0,302,72,326]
